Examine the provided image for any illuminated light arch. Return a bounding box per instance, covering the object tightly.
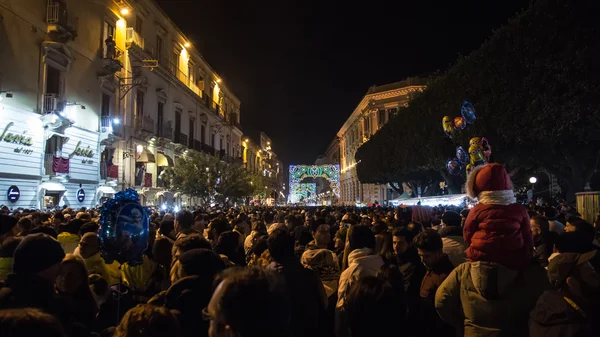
[289,183,316,203]
[289,165,340,203]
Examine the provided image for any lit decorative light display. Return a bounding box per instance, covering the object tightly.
[289,183,317,203]
[341,160,361,174]
[288,165,341,202]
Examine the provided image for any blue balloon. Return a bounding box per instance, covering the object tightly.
[456,146,469,164]
[461,101,477,124]
[98,188,150,266]
[446,158,462,176]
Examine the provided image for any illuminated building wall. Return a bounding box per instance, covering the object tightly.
[336,78,427,205]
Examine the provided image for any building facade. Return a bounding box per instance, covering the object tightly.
[242,132,284,205]
[337,78,426,205]
[0,0,242,209]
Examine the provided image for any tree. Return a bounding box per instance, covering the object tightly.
[163,151,258,206]
[213,158,257,206]
[163,151,215,205]
[356,0,600,201]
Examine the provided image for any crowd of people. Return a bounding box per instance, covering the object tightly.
[0,163,599,337]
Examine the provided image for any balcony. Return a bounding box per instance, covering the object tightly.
[99,42,124,76]
[100,116,123,138]
[100,160,119,180]
[162,124,173,140]
[44,154,69,175]
[46,0,76,42]
[43,94,63,114]
[189,81,202,97]
[135,115,154,134]
[201,92,210,106]
[125,28,144,50]
[176,133,188,146]
[201,143,216,156]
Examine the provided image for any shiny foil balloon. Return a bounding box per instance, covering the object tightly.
[98,188,150,266]
[442,116,455,137]
[454,117,467,130]
[456,146,469,164]
[481,137,492,159]
[469,137,482,149]
[469,144,486,167]
[461,101,477,124]
[446,158,462,176]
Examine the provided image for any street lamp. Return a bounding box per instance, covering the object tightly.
[529,176,537,202]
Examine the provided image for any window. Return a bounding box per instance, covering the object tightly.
[102,21,115,58]
[45,135,66,156]
[378,109,386,126]
[135,16,143,34]
[156,35,163,61]
[101,93,111,117]
[45,65,61,95]
[157,102,164,136]
[211,134,215,147]
[188,118,194,148]
[175,110,181,136]
[135,91,144,117]
[219,138,223,151]
[188,64,195,84]
[200,124,206,144]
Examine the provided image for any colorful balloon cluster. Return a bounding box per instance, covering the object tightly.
[442,101,477,138]
[443,101,492,175]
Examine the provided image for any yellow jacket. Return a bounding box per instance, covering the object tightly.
[0,257,13,281]
[84,252,122,285]
[121,255,155,293]
[57,232,80,254]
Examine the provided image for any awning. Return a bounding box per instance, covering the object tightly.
[97,186,116,195]
[136,148,155,163]
[39,181,67,192]
[157,152,174,167]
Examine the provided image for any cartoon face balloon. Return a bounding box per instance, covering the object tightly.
[469,137,482,149]
[442,116,455,137]
[454,117,467,130]
[461,101,477,124]
[469,144,486,166]
[481,137,492,159]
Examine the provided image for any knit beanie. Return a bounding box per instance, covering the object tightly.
[13,234,65,276]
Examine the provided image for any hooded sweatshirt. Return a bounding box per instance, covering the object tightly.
[337,248,384,309]
[435,260,550,337]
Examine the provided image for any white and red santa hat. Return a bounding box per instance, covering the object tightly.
[466,163,516,205]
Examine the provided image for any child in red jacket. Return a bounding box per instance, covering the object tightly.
[464,163,533,270]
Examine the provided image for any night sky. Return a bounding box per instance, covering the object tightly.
[156,0,530,165]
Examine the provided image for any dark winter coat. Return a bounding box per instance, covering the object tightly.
[529,290,596,337]
[268,257,327,337]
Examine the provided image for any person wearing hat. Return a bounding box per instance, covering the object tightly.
[0,234,71,325]
[464,163,533,270]
[529,250,600,336]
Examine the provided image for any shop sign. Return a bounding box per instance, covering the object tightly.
[7,185,20,203]
[70,141,95,164]
[0,122,34,155]
[77,189,85,203]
